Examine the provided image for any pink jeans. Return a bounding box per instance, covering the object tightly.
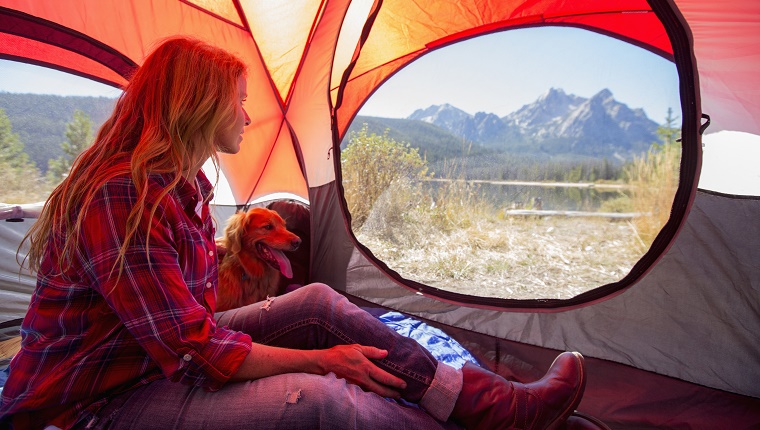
[75,284,463,429]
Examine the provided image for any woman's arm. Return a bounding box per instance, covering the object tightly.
[82,179,252,390]
[231,343,407,398]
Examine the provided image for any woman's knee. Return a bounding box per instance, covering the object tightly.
[300,282,337,297]
[297,283,346,311]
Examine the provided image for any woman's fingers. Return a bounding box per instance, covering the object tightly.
[357,345,388,360]
[323,344,408,398]
[354,345,407,391]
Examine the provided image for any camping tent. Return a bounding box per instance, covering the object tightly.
[1,0,759,428]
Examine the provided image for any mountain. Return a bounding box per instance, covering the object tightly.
[409,104,523,147]
[504,88,586,137]
[410,88,660,160]
[408,104,470,133]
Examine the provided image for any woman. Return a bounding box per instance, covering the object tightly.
[0,37,586,429]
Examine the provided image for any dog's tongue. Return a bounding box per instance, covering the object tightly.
[270,248,293,279]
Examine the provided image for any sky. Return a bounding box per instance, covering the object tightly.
[0,61,123,98]
[358,27,681,123]
[0,27,680,124]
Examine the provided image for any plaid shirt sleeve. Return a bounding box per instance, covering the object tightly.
[78,176,252,390]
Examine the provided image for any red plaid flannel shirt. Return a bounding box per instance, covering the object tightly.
[0,171,252,429]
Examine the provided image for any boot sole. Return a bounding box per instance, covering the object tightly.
[546,352,587,430]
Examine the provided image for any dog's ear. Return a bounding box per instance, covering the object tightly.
[224,211,248,255]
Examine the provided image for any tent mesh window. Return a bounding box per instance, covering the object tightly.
[340,27,681,301]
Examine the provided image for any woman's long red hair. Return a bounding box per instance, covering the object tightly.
[23,37,246,276]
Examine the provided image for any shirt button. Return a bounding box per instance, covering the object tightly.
[208,250,214,257]
[206,282,213,289]
[183,354,192,362]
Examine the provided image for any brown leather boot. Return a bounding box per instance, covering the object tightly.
[451,352,586,430]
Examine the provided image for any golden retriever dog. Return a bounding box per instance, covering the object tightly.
[216,207,301,311]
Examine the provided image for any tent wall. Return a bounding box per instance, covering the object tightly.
[351,295,760,430]
[674,0,760,135]
[310,184,760,400]
[0,220,34,333]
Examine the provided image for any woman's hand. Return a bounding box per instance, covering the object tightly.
[317,344,407,399]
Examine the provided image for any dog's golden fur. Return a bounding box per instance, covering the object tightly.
[216,207,301,311]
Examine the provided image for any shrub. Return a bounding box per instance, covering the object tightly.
[600,194,633,213]
[341,124,430,229]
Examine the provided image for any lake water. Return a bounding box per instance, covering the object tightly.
[426,181,629,212]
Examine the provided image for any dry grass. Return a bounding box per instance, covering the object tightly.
[0,166,53,204]
[624,142,680,252]
[359,213,641,299]
[342,128,678,300]
[351,158,651,300]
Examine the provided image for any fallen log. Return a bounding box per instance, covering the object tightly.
[505,209,646,219]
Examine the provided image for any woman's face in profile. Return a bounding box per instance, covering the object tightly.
[216,75,249,155]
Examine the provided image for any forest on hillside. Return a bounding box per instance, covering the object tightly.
[0,92,114,173]
[0,92,109,203]
[1,92,679,206]
[346,117,626,183]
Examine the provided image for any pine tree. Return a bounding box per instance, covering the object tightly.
[657,107,680,147]
[47,110,94,183]
[0,108,33,169]
[0,109,51,203]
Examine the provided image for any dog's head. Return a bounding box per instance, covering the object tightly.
[223,207,302,278]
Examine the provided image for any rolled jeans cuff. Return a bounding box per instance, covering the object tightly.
[418,362,463,422]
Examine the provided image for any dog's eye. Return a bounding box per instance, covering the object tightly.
[263,224,273,230]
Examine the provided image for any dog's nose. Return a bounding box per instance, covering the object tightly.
[292,237,302,249]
